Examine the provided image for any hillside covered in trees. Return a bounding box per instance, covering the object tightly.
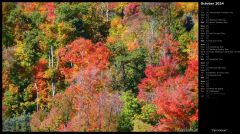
[2,2,198,132]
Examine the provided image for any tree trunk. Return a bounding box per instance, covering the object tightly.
[48,51,51,68]
[106,3,109,21]
[107,107,113,131]
[167,3,171,34]
[50,45,56,96]
[51,45,54,68]
[34,83,39,111]
[121,62,127,90]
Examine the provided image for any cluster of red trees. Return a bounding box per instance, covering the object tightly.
[138,34,198,131]
[3,2,198,132]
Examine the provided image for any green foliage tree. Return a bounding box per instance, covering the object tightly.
[55,3,109,43]
[132,119,153,132]
[135,104,160,125]
[117,91,141,132]
[3,84,22,118]
[2,111,31,132]
[2,2,16,47]
[107,41,147,93]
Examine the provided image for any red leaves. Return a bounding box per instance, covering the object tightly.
[34,58,48,80]
[153,76,197,131]
[150,63,198,131]
[18,2,55,23]
[33,59,48,92]
[33,58,49,109]
[44,3,55,22]
[124,3,140,17]
[156,34,181,64]
[57,38,122,131]
[137,34,198,131]
[138,55,178,102]
[59,38,110,82]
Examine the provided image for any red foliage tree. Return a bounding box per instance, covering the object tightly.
[57,38,122,131]
[138,34,180,102]
[33,58,49,110]
[58,38,110,83]
[43,2,55,22]
[124,3,140,17]
[153,75,197,131]
[137,34,198,131]
[138,57,178,102]
[19,2,55,23]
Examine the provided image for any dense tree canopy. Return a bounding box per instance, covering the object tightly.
[2,2,198,132]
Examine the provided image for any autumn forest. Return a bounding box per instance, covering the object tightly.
[2,2,198,132]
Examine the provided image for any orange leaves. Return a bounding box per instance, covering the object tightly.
[18,2,38,14]
[19,2,55,22]
[9,84,19,94]
[106,37,115,44]
[2,69,10,91]
[127,40,139,51]
[187,41,198,61]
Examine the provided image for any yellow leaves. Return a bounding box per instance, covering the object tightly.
[175,2,198,13]
[111,17,122,28]
[133,119,153,132]
[109,17,127,44]
[15,40,27,62]
[9,84,19,94]
[39,23,56,39]
[44,69,54,79]
[56,22,74,44]
[113,2,128,12]
[106,37,116,44]
[118,2,128,8]
[38,39,48,53]
[192,21,198,40]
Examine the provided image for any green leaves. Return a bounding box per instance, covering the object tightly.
[3,84,22,118]
[107,41,147,93]
[2,111,31,132]
[136,104,160,125]
[117,91,141,131]
[133,119,153,132]
[55,3,109,43]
